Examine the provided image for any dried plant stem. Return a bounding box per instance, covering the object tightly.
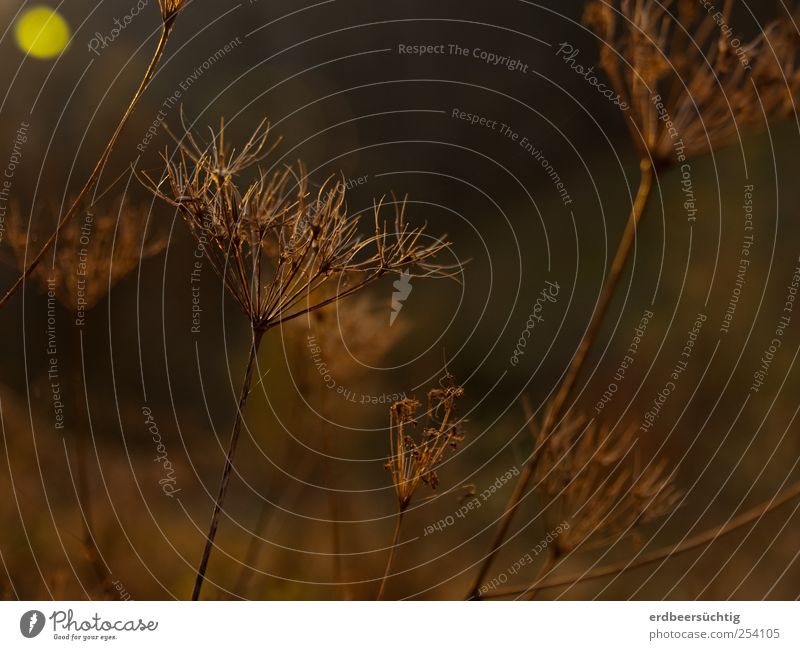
[468,160,654,598]
[0,19,176,311]
[480,477,800,599]
[193,328,264,601]
[376,509,405,600]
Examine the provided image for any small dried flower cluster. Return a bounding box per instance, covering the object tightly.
[535,415,680,555]
[144,116,454,332]
[385,373,465,510]
[584,0,800,165]
[3,200,165,313]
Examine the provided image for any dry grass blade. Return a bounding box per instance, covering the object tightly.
[2,198,164,597]
[471,0,800,600]
[283,294,410,598]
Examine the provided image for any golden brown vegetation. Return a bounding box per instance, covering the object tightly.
[2,0,800,603]
[144,115,455,599]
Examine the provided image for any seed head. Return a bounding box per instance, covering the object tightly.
[143,115,455,332]
[584,0,800,166]
[535,414,680,555]
[3,199,165,313]
[384,373,465,510]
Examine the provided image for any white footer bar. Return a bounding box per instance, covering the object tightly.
[2,601,796,648]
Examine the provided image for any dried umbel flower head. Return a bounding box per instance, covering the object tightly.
[584,0,800,166]
[385,373,465,510]
[3,199,165,313]
[535,415,680,555]
[144,115,454,332]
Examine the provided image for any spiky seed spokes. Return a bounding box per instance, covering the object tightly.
[143,114,455,332]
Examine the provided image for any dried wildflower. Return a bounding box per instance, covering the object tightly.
[144,116,454,333]
[142,115,455,600]
[3,200,165,313]
[536,415,680,555]
[584,0,800,166]
[377,372,465,599]
[385,373,465,511]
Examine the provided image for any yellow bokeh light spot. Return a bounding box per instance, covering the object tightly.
[15,7,70,59]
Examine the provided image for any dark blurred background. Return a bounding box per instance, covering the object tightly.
[0,0,799,600]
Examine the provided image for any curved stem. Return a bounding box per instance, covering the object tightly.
[192,328,264,601]
[376,510,404,600]
[467,160,654,598]
[479,478,800,599]
[0,20,175,310]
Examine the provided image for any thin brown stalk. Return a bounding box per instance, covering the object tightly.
[376,509,405,601]
[192,328,264,601]
[0,11,178,310]
[468,160,654,598]
[479,477,800,599]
